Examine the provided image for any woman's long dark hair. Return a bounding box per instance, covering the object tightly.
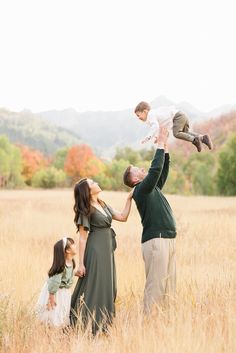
[74,178,91,232]
[48,238,75,277]
[73,178,105,232]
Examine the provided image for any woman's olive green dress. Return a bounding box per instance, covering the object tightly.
[70,204,117,335]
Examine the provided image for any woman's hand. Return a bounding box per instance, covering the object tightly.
[75,264,86,277]
[112,190,133,222]
[46,293,56,310]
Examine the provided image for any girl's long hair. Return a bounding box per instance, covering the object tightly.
[48,238,75,277]
[73,178,105,232]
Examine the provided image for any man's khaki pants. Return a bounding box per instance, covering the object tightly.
[142,237,176,314]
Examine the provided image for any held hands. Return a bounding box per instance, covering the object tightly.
[46,293,56,311]
[75,263,86,277]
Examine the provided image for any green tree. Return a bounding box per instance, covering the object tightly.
[139,146,156,161]
[93,163,113,190]
[183,153,217,195]
[101,159,130,191]
[0,135,23,188]
[0,149,10,181]
[164,168,186,194]
[9,147,24,187]
[217,133,236,195]
[114,147,141,165]
[53,147,69,170]
[32,167,66,188]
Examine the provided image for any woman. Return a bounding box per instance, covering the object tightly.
[70,178,133,335]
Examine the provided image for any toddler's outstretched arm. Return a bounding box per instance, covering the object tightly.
[141,121,160,144]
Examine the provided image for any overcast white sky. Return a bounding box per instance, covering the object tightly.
[0,0,235,113]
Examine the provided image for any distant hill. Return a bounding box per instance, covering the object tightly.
[171,110,236,155]
[38,97,236,156]
[39,108,147,156]
[1,97,236,157]
[0,108,82,155]
[195,111,236,148]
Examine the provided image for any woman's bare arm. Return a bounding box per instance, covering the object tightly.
[76,225,88,277]
[111,190,133,222]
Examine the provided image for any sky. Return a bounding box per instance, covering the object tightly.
[0,0,235,113]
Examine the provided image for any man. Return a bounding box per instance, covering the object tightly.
[123,128,176,313]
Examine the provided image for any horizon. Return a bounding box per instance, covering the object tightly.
[0,95,235,116]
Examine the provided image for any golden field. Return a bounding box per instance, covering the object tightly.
[0,189,235,353]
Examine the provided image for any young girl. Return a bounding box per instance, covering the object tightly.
[36,237,76,327]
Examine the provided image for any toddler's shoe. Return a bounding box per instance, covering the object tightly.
[192,137,202,152]
[201,134,213,150]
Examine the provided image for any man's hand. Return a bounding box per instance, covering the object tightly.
[156,127,169,145]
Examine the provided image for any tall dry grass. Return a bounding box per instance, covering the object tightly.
[0,189,235,353]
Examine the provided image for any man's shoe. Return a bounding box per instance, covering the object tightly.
[192,137,202,152]
[201,134,213,150]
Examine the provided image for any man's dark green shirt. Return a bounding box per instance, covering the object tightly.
[133,148,176,243]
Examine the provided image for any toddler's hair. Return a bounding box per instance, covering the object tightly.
[134,101,151,113]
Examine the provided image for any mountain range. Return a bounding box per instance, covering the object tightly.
[0,108,82,155]
[1,96,236,157]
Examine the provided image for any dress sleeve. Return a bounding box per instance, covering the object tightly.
[77,213,90,231]
[47,273,63,294]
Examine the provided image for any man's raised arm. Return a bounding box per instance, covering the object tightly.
[137,128,169,194]
[156,144,170,190]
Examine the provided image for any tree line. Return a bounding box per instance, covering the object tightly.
[0,134,235,195]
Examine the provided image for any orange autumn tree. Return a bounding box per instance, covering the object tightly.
[64,144,103,181]
[19,145,48,184]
